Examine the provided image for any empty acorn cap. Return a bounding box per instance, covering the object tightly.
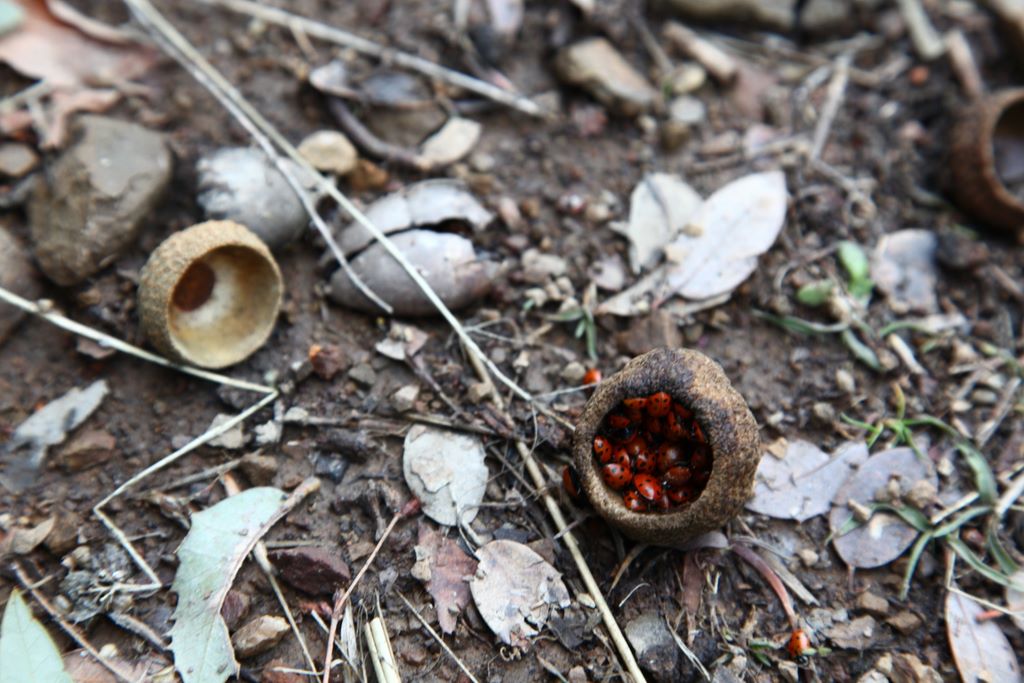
[138,221,282,368]
[572,347,761,546]
[950,88,1024,234]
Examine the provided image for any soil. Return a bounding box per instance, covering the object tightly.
[1,1,1023,682]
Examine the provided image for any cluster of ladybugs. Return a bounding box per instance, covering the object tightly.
[592,391,712,512]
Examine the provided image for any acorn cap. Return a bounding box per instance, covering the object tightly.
[572,347,761,546]
[950,88,1024,234]
[138,220,282,368]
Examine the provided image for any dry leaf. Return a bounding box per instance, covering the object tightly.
[613,173,702,274]
[946,587,1022,683]
[403,425,488,526]
[412,524,478,634]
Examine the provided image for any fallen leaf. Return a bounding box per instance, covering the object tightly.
[469,539,570,647]
[169,487,296,683]
[335,179,494,256]
[0,515,55,555]
[0,379,108,491]
[412,524,478,634]
[946,587,1022,683]
[62,649,166,682]
[0,590,73,683]
[828,447,936,569]
[403,425,488,526]
[612,173,702,274]
[598,171,787,316]
[746,441,867,522]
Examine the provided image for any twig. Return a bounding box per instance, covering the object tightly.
[809,53,850,162]
[729,542,797,628]
[888,333,926,376]
[944,30,984,100]
[665,616,711,682]
[365,615,400,683]
[325,97,429,170]
[976,376,1021,448]
[397,592,481,683]
[896,0,946,60]
[193,0,543,116]
[126,0,534,406]
[662,22,737,85]
[322,500,418,683]
[11,563,136,683]
[0,286,274,394]
[464,347,647,683]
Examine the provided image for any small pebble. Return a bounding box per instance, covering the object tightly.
[231,615,289,658]
[348,363,376,386]
[297,130,357,175]
[856,592,889,616]
[835,368,856,394]
[207,414,247,450]
[886,610,922,634]
[391,384,420,412]
[561,361,586,383]
[797,549,818,567]
[812,401,836,423]
[0,142,39,177]
[239,452,277,485]
[467,381,492,403]
[904,479,937,509]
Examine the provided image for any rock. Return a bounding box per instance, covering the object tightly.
[890,653,942,683]
[668,96,706,125]
[886,610,923,635]
[419,117,482,167]
[666,63,707,94]
[855,592,889,616]
[269,547,351,596]
[624,613,680,682]
[798,549,819,566]
[391,384,420,412]
[616,310,682,355]
[905,479,937,509]
[0,226,42,345]
[835,368,856,394]
[856,671,889,683]
[231,615,289,658]
[348,362,376,386]
[197,147,318,250]
[328,230,496,316]
[43,511,81,556]
[0,142,38,177]
[239,452,278,486]
[221,589,251,631]
[347,158,390,192]
[871,229,939,314]
[567,666,588,683]
[207,414,247,450]
[467,381,491,403]
[29,115,172,285]
[555,38,658,116]
[826,615,878,649]
[521,248,567,283]
[55,429,116,471]
[297,130,358,176]
[561,362,586,383]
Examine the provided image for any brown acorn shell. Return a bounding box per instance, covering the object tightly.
[138,220,282,368]
[572,347,760,546]
[950,88,1024,234]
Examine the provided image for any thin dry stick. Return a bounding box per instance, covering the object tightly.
[896,0,945,60]
[223,474,320,677]
[126,0,534,406]
[945,30,984,100]
[0,286,274,394]
[976,376,1021,448]
[397,592,481,683]
[322,502,416,683]
[11,563,137,683]
[809,53,850,162]
[463,349,646,683]
[366,616,400,683]
[193,0,542,116]
[663,21,737,84]
[729,542,797,628]
[124,0,391,315]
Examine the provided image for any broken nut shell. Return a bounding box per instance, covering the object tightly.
[138,220,283,368]
[950,88,1024,233]
[572,347,760,546]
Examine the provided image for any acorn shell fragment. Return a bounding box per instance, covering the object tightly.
[571,347,761,546]
[138,221,283,368]
[950,88,1024,233]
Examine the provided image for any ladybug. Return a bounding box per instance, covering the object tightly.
[663,465,692,487]
[691,449,709,471]
[624,435,648,457]
[606,413,631,430]
[634,450,656,474]
[612,447,631,468]
[647,391,672,417]
[562,465,583,501]
[652,492,671,510]
[667,486,694,505]
[656,444,682,473]
[645,415,664,436]
[623,397,648,422]
[664,412,686,441]
[692,421,706,443]
[633,473,663,501]
[787,628,812,664]
[593,435,612,463]
[623,489,647,512]
[672,402,693,421]
[602,462,632,490]
[582,368,602,385]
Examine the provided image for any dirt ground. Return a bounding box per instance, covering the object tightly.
[1,1,1023,682]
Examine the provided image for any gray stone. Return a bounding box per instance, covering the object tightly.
[197,147,318,250]
[555,38,658,116]
[0,226,42,345]
[624,613,680,682]
[0,142,38,177]
[231,615,288,658]
[29,115,172,285]
[391,384,420,412]
[856,591,889,616]
[826,615,879,649]
[348,362,377,386]
[668,96,707,125]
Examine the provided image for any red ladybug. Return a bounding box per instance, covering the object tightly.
[593,435,612,463]
[663,465,692,487]
[647,391,672,417]
[787,629,811,664]
[691,450,710,471]
[692,421,706,443]
[672,402,693,421]
[645,415,664,436]
[664,413,686,441]
[623,397,647,422]
[633,473,663,501]
[656,444,682,472]
[562,465,582,500]
[667,486,694,505]
[623,490,647,512]
[582,368,602,385]
[624,436,648,457]
[610,447,629,468]
[602,462,632,490]
[634,450,656,474]
[606,413,631,429]
[652,492,671,510]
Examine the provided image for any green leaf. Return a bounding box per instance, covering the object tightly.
[170,488,293,683]
[948,536,1018,589]
[956,443,998,506]
[0,590,73,683]
[753,310,848,335]
[986,525,1020,575]
[837,241,873,299]
[796,280,835,307]
[899,531,934,600]
[840,329,881,371]
[547,308,584,323]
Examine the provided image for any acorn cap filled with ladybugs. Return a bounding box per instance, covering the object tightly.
[571,347,761,546]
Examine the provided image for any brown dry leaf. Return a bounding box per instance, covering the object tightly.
[0,0,156,88]
[411,524,477,635]
[62,649,168,682]
[946,587,1022,683]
